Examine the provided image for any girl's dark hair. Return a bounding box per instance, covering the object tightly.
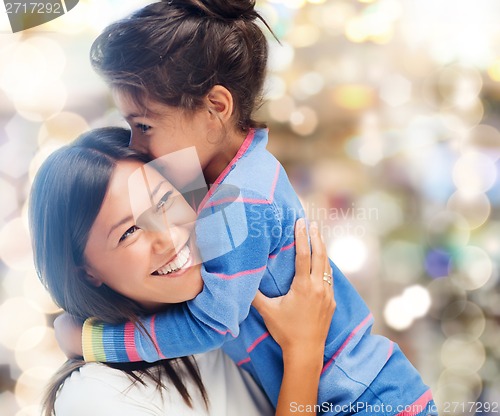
[29,127,208,415]
[90,0,275,131]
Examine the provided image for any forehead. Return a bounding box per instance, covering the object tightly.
[112,89,164,119]
[107,160,170,217]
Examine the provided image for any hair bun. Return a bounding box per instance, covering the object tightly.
[164,0,258,21]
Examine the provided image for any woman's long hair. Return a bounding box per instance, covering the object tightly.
[29,127,208,415]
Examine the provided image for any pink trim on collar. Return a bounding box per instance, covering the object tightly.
[197,129,256,213]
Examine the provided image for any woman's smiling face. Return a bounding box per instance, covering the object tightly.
[83,160,203,311]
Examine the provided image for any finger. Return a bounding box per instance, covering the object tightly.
[310,222,326,281]
[294,218,310,279]
[252,290,270,315]
[324,256,334,291]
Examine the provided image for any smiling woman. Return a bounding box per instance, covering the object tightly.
[28,127,270,415]
[29,126,336,415]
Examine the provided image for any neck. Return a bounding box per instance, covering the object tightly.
[203,129,247,185]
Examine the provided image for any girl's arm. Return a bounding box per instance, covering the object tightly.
[252,221,335,416]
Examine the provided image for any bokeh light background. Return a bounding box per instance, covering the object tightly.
[1,0,500,414]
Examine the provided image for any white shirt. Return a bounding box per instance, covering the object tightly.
[55,350,274,415]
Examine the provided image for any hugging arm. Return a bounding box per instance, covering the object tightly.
[80,193,282,362]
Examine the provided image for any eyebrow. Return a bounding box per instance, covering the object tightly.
[106,179,170,239]
[124,113,143,120]
[108,215,134,239]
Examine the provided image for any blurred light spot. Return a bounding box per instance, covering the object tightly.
[317,3,356,36]
[436,367,482,404]
[454,246,494,291]
[475,221,500,261]
[296,72,324,97]
[382,241,424,284]
[0,298,45,350]
[487,58,500,82]
[1,37,66,121]
[0,178,18,225]
[14,81,67,122]
[16,405,41,416]
[384,296,413,331]
[467,124,500,159]
[23,271,60,315]
[403,285,432,318]
[345,17,368,43]
[268,95,295,123]
[357,191,402,236]
[264,75,287,100]
[447,191,491,229]
[0,37,64,97]
[28,141,67,185]
[385,285,431,330]
[328,236,367,273]
[287,24,320,48]
[425,249,452,278]
[356,112,384,166]
[289,106,318,136]
[332,85,375,110]
[379,74,412,107]
[2,115,40,179]
[427,277,466,320]
[15,367,53,408]
[441,100,484,132]
[280,0,307,9]
[0,392,19,416]
[452,151,497,197]
[268,41,295,72]
[15,327,66,372]
[482,319,500,350]
[441,301,485,340]
[441,336,485,373]
[38,112,90,147]
[15,327,47,354]
[0,218,33,271]
[437,65,482,108]
[425,210,470,248]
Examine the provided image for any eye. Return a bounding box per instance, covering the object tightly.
[135,123,151,134]
[119,225,140,243]
[156,190,174,212]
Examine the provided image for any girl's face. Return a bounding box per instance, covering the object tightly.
[84,160,203,311]
[113,90,240,185]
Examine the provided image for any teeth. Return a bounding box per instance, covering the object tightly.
[155,245,191,275]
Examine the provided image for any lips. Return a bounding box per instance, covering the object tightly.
[153,244,191,276]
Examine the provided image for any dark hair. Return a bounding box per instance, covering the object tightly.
[90,0,275,131]
[29,127,208,415]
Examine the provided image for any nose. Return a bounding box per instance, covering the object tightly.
[140,210,183,256]
[150,227,175,255]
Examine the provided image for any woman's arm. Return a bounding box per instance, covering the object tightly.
[252,220,335,416]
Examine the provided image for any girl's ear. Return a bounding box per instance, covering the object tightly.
[206,85,234,123]
[80,267,103,288]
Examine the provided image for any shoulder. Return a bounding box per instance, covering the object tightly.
[54,363,160,416]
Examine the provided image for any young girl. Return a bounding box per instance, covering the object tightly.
[59,1,436,414]
[30,127,335,415]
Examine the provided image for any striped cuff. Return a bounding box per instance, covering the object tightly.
[82,318,106,362]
